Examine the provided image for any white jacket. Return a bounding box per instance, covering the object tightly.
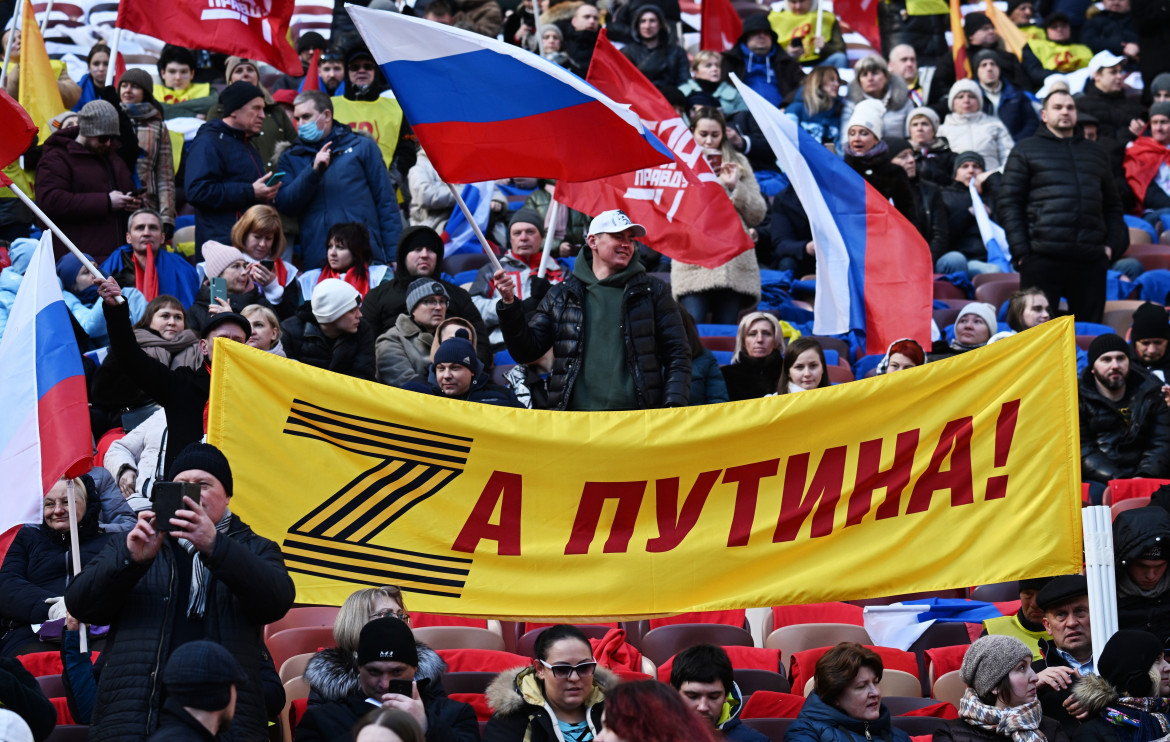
[103,408,167,499]
[937,111,1015,172]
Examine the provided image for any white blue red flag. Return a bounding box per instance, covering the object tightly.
[346,4,674,183]
[443,183,495,256]
[730,75,932,355]
[970,181,1012,272]
[0,232,92,530]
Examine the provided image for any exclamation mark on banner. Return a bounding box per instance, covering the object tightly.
[985,399,1021,500]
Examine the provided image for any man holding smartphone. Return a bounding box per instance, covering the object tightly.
[65,443,295,742]
[294,617,479,742]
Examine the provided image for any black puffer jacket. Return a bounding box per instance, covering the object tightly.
[64,516,295,742]
[620,5,690,87]
[912,176,949,261]
[1113,507,1170,644]
[1032,637,1083,739]
[1078,364,1170,482]
[1074,83,1145,144]
[497,251,691,410]
[844,150,923,233]
[997,126,1128,266]
[280,303,377,381]
[877,0,951,67]
[295,681,478,742]
[303,642,447,704]
[940,179,999,263]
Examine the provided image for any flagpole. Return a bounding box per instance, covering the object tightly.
[104,26,122,87]
[0,1,22,89]
[537,198,560,279]
[65,479,89,654]
[814,1,823,53]
[37,0,52,33]
[446,183,504,273]
[6,182,123,301]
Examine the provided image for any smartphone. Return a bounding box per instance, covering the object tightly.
[129,187,147,198]
[385,680,413,697]
[260,259,276,271]
[209,276,228,305]
[703,148,722,170]
[151,482,201,532]
[266,172,286,186]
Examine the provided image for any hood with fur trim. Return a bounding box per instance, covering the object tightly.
[303,641,447,702]
[1072,673,1122,717]
[486,665,617,716]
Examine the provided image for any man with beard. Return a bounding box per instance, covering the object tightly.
[1129,302,1170,383]
[1079,334,1170,504]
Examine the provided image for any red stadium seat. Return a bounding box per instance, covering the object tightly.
[437,648,530,672]
[264,605,339,640]
[740,691,806,719]
[924,645,970,685]
[656,646,783,683]
[267,626,336,673]
[769,603,864,637]
[411,613,489,629]
[640,623,755,666]
[788,645,918,694]
[647,609,747,630]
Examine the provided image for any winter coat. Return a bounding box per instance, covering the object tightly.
[207,100,298,173]
[721,36,805,105]
[101,244,201,308]
[770,185,816,274]
[483,665,615,742]
[453,0,504,38]
[844,149,923,231]
[184,119,268,249]
[1032,637,1084,738]
[840,75,917,150]
[91,326,202,412]
[302,643,447,704]
[404,367,525,407]
[606,0,680,45]
[940,181,990,262]
[877,0,952,67]
[1075,82,1146,144]
[982,81,1039,143]
[503,363,552,410]
[64,515,295,742]
[679,79,749,116]
[1081,10,1138,56]
[295,681,478,742]
[722,350,784,401]
[912,176,950,261]
[691,349,729,405]
[275,122,401,268]
[1134,2,1170,108]
[1113,507,1170,644]
[0,238,35,343]
[147,698,217,742]
[470,251,567,345]
[937,112,1015,172]
[1071,673,1170,742]
[408,150,456,232]
[64,285,146,347]
[35,126,135,261]
[933,715,1069,742]
[620,6,690,88]
[376,313,435,387]
[1078,364,1170,482]
[998,126,1128,266]
[103,408,168,496]
[497,250,691,410]
[281,303,377,381]
[671,149,765,305]
[362,226,492,362]
[786,97,843,146]
[185,284,277,336]
[914,138,958,189]
[786,691,911,742]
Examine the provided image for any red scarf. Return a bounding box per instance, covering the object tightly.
[202,361,212,433]
[522,252,562,282]
[134,244,159,302]
[274,259,288,286]
[318,265,370,296]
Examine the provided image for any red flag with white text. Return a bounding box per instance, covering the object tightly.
[116,0,301,75]
[700,0,741,52]
[555,32,754,270]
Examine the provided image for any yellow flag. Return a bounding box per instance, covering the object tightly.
[18,0,64,144]
[209,318,1083,619]
[985,0,1028,60]
[907,0,949,15]
[331,96,404,169]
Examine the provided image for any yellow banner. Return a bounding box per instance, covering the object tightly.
[985,0,1027,60]
[208,318,1083,620]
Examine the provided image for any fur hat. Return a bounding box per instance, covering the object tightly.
[202,241,246,279]
[1132,302,1170,342]
[312,278,362,325]
[956,302,997,334]
[1088,333,1131,368]
[166,443,233,496]
[77,100,119,137]
[960,635,1033,697]
[948,78,984,112]
[219,81,265,117]
[1098,630,1164,697]
[847,99,886,140]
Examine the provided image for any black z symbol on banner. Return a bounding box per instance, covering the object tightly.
[280,399,475,597]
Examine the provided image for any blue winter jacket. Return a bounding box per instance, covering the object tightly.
[785,692,911,742]
[184,119,268,251]
[100,244,201,308]
[982,81,1038,143]
[275,122,401,268]
[0,237,37,342]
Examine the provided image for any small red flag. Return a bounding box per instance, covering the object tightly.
[0,89,38,172]
[114,51,126,86]
[700,0,741,52]
[302,48,321,92]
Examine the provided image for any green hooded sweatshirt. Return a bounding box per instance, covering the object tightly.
[567,251,645,411]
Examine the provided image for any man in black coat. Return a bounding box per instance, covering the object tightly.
[1113,507,1170,647]
[1074,50,1145,143]
[1031,575,1093,738]
[148,641,246,742]
[404,330,523,406]
[281,278,376,380]
[294,617,478,742]
[997,91,1127,323]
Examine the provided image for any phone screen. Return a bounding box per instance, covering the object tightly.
[385,680,413,697]
[151,482,202,532]
[266,172,286,186]
[209,277,228,305]
[260,259,276,271]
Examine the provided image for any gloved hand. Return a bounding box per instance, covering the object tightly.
[520,276,551,313]
[45,596,67,622]
[164,223,175,242]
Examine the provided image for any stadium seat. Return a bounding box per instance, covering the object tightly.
[1135,254,1170,272]
[697,323,737,336]
[1112,497,1151,521]
[766,603,865,638]
[789,646,918,694]
[1075,335,1095,351]
[700,336,735,353]
[278,651,316,685]
[764,623,872,661]
[740,691,806,719]
[907,623,972,694]
[971,273,1019,288]
[437,648,530,672]
[1129,228,1154,245]
[268,626,336,673]
[1106,478,1170,505]
[517,625,617,658]
[1126,243,1170,256]
[974,279,1020,309]
[808,336,852,364]
[411,613,490,629]
[443,252,493,276]
[892,715,950,735]
[826,364,854,384]
[647,609,747,630]
[412,626,506,651]
[883,696,947,715]
[443,671,498,695]
[281,676,311,742]
[925,646,970,686]
[933,282,968,301]
[743,718,795,738]
[932,670,967,708]
[264,605,340,640]
[640,624,755,666]
[735,668,792,695]
[45,727,89,742]
[801,668,920,698]
[969,582,1018,603]
[37,674,65,698]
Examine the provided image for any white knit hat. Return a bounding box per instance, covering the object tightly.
[202,241,247,279]
[947,78,984,112]
[846,99,886,140]
[956,302,997,333]
[312,278,361,325]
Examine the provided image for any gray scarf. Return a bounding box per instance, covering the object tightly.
[178,508,232,618]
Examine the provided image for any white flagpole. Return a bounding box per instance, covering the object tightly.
[814,2,824,53]
[1082,505,1117,669]
[446,182,504,273]
[65,479,89,653]
[37,0,52,33]
[104,26,122,87]
[537,198,559,279]
[0,0,23,89]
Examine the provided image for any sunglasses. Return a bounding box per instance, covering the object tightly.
[349,62,376,71]
[539,659,597,679]
[369,608,409,622]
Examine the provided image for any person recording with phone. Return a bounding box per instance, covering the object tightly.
[187,241,284,333]
[65,442,295,742]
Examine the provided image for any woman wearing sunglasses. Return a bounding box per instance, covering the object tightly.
[484,624,616,742]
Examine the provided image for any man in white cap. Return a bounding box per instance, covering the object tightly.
[493,209,690,411]
[281,277,376,380]
[1074,49,1146,142]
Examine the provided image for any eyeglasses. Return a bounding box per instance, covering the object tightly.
[420,297,449,307]
[538,659,597,679]
[349,62,376,71]
[369,609,410,622]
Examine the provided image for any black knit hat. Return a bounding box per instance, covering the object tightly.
[1099,630,1164,696]
[166,443,234,497]
[219,81,265,117]
[509,208,545,237]
[357,617,419,667]
[953,151,986,176]
[739,14,777,45]
[1036,574,1087,611]
[1018,577,1051,593]
[296,31,328,54]
[1088,333,1131,368]
[163,640,247,711]
[434,329,480,373]
[1132,302,1170,342]
[964,12,993,39]
[885,137,912,156]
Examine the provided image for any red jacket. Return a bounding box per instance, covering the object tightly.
[1124,136,1170,215]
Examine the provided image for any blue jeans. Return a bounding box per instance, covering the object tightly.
[934,251,1002,277]
[680,290,744,325]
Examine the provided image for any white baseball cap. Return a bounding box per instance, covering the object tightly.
[1088,50,1125,76]
[588,209,646,238]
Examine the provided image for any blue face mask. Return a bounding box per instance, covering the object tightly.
[298,115,324,143]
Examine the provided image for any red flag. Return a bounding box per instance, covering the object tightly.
[116,0,302,75]
[114,51,126,86]
[950,0,971,79]
[556,32,754,270]
[302,48,321,91]
[835,0,881,53]
[0,89,38,172]
[700,0,741,52]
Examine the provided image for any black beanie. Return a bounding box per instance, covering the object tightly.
[953,151,986,176]
[357,617,419,667]
[1131,302,1170,342]
[1088,333,1131,368]
[1099,630,1164,696]
[166,443,233,497]
[220,81,265,117]
[164,641,247,711]
[434,329,480,373]
[886,137,912,157]
[509,208,545,237]
[964,12,992,39]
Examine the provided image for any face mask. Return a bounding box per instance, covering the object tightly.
[298,115,324,142]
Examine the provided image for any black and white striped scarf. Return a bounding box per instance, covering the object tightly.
[178,509,232,618]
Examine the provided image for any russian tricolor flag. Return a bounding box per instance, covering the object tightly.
[0,232,92,529]
[730,76,932,356]
[346,4,674,183]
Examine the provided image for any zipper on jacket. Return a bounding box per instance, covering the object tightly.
[146,547,176,732]
[864,721,872,740]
